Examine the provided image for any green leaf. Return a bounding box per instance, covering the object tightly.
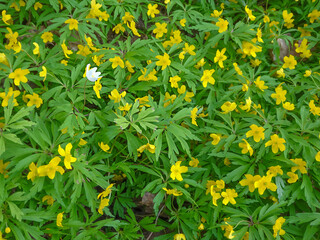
[165,131,178,164]
[0,136,5,157]
[124,131,140,160]
[3,133,22,144]
[153,191,165,215]
[8,201,24,221]
[224,164,250,183]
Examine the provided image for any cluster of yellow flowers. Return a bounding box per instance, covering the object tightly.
[27,143,76,181]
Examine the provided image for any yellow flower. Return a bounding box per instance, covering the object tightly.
[221,189,238,205]
[221,222,235,239]
[265,134,286,154]
[33,42,40,55]
[122,12,134,24]
[61,40,73,58]
[198,223,204,230]
[93,78,102,98]
[58,143,77,169]
[61,60,68,66]
[137,143,156,154]
[163,188,183,196]
[189,157,199,167]
[138,68,157,81]
[242,41,262,58]
[263,15,270,23]
[77,44,92,56]
[127,21,140,37]
[245,5,256,21]
[309,100,320,116]
[112,23,125,34]
[233,63,243,75]
[271,85,287,105]
[98,142,110,152]
[211,9,223,18]
[315,151,320,162]
[37,157,65,179]
[290,158,307,174]
[214,48,227,68]
[283,10,294,28]
[34,2,43,10]
[287,172,298,183]
[240,97,252,112]
[174,233,186,240]
[254,175,277,195]
[308,9,320,23]
[98,198,110,214]
[210,133,221,145]
[304,70,312,77]
[170,161,188,181]
[250,59,262,67]
[41,32,53,43]
[254,76,268,91]
[65,18,78,30]
[216,18,228,33]
[298,25,311,38]
[155,53,171,70]
[169,75,181,88]
[27,162,38,182]
[256,28,263,43]
[210,189,221,206]
[177,85,194,102]
[39,66,47,81]
[216,179,225,190]
[180,18,186,27]
[2,10,13,25]
[221,101,237,114]
[195,58,206,69]
[147,4,159,18]
[42,195,54,205]
[109,56,125,69]
[119,103,132,112]
[5,227,11,234]
[183,43,196,55]
[56,212,64,227]
[276,68,285,78]
[240,174,261,192]
[79,138,87,146]
[0,160,9,179]
[267,166,283,177]
[200,69,215,88]
[10,0,26,11]
[190,107,198,126]
[282,102,295,111]
[97,184,114,199]
[295,39,311,58]
[246,124,265,142]
[164,92,176,107]
[273,217,286,237]
[8,68,30,86]
[153,22,167,38]
[239,139,253,156]
[282,55,297,69]
[25,93,43,108]
[108,89,125,103]
[0,53,9,68]
[0,87,20,107]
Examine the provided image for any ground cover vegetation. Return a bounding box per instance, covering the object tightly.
[0,0,320,239]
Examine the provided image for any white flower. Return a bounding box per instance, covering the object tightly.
[86,64,102,82]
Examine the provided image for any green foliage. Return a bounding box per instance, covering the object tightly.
[1,0,320,239]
